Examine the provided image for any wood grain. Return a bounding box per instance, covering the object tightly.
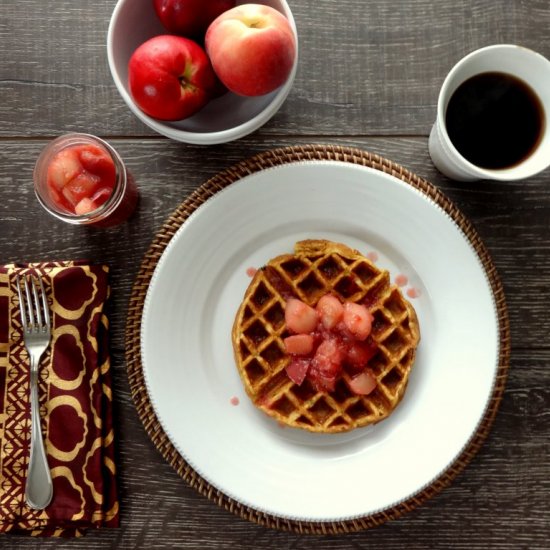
[1,1,550,136]
[1,0,550,547]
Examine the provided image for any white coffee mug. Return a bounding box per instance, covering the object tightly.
[429,44,550,181]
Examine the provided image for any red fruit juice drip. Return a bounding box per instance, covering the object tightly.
[246,267,257,277]
[406,287,421,299]
[395,273,408,287]
[230,396,239,406]
[367,251,379,262]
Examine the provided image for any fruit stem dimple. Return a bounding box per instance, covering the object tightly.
[246,18,262,28]
[178,76,197,93]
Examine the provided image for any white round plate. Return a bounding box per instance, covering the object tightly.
[141,161,499,522]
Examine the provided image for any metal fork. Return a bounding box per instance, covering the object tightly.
[16,273,53,510]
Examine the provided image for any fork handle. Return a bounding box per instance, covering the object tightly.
[25,366,53,510]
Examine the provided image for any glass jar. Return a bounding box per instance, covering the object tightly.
[33,133,138,227]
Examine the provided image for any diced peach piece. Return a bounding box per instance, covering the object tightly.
[62,173,100,206]
[316,294,344,329]
[343,302,373,341]
[90,186,113,207]
[309,345,340,391]
[346,370,377,395]
[78,145,108,168]
[285,358,310,385]
[285,298,319,334]
[311,339,343,377]
[46,148,81,191]
[346,340,377,372]
[79,146,116,187]
[74,198,98,215]
[284,334,314,355]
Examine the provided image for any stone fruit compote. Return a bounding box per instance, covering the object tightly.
[48,144,115,215]
[284,295,378,396]
[33,134,138,227]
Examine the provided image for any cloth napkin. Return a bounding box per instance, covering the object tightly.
[0,261,119,537]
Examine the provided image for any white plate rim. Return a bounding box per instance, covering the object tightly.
[135,157,509,526]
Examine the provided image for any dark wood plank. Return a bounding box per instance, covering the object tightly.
[1,1,550,136]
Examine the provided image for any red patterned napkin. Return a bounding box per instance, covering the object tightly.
[0,261,119,537]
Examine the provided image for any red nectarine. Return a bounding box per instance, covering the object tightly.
[154,0,236,38]
[128,35,218,120]
[205,4,296,97]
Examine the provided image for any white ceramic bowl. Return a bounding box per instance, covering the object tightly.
[107,0,298,145]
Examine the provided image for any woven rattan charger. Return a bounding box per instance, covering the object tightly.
[125,144,510,535]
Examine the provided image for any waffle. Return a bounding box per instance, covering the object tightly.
[232,240,420,433]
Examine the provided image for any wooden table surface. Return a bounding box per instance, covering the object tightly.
[2,0,550,548]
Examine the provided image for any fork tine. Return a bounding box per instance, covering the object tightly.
[15,274,28,329]
[23,275,35,330]
[37,276,50,331]
[30,275,43,329]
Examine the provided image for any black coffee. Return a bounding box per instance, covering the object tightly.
[445,72,545,169]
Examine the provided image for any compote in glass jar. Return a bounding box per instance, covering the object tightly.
[33,133,138,227]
